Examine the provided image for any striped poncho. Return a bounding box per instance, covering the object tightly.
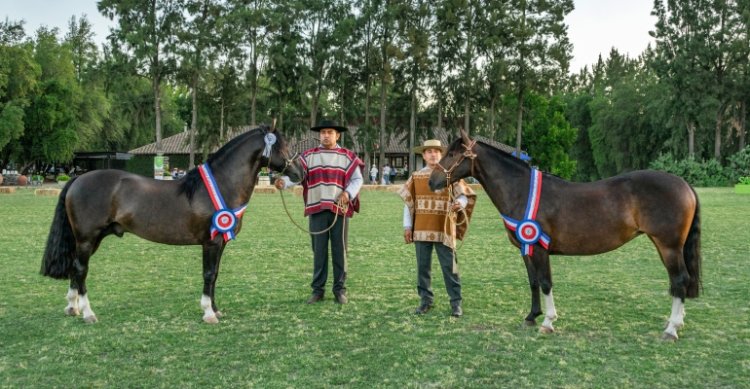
[301,146,364,217]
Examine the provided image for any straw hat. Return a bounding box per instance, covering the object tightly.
[413,139,446,154]
[310,119,348,132]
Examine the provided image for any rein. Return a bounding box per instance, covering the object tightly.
[277,181,352,272]
[436,140,477,252]
[278,188,349,235]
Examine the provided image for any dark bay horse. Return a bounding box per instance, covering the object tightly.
[429,131,701,340]
[41,126,303,324]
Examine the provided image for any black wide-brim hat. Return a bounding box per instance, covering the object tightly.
[311,119,348,132]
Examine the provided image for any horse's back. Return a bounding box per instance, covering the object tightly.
[65,170,199,242]
[545,170,696,254]
[619,170,697,213]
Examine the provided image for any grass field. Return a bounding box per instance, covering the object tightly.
[0,186,748,388]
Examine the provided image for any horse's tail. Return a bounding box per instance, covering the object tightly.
[684,187,702,298]
[41,177,79,279]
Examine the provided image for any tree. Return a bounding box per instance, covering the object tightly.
[479,0,511,139]
[505,0,573,156]
[434,0,485,135]
[99,0,182,156]
[0,20,40,169]
[176,0,226,168]
[64,15,110,152]
[265,1,303,132]
[651,0,746,160]
[231,0,272,126]
[19,28,81,171]
[396,0,431,170]
[522,93,577,178]
[297,0,353,126]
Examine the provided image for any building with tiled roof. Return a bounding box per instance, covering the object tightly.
[127,125,518,178]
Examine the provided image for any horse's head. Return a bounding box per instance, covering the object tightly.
[429,129,476,191]
[263,128,303,183]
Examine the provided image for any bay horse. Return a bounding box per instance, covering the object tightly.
[41,126,303,324]
[429,130,701,340]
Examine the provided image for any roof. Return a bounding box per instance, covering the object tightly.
[129,126,516,156]
[128,127,254,155]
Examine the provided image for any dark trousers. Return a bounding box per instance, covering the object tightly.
[415,241,461,304]
[309,211,348,295]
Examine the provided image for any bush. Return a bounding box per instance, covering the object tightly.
[726,146,750,183]
[56,174,71,182]
[649,153,731,187]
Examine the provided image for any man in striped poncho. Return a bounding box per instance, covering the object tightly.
[276,120,364,304]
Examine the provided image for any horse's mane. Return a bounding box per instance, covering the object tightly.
[445,137,531,172]
[473,139,568,181]
[177,127,267,201]
[474,140,531,170]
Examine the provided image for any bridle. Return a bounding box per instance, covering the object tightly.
[274,151,299,177]
[434,139,477,253]
[436,139,477,186]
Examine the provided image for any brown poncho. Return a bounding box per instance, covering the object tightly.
[398,167,477,249]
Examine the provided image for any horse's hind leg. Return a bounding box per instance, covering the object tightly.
[651,237,690,340]
[72,241,98,323]
[64,284,79,316]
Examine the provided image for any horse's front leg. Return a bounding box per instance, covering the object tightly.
[534,249,557,333]
[200,241,225,324]
[522,255,543,327]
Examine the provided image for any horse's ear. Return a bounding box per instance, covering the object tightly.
[270,118,277,132]
[460,128,471,145]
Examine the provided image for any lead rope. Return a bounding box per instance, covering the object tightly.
[278,188,348,235]
[279,188,351,275]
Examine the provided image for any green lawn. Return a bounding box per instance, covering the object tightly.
[0,187,748,388]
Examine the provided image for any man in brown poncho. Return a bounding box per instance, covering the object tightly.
[398,139,476,317]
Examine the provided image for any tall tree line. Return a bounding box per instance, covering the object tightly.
[1,0,748,182]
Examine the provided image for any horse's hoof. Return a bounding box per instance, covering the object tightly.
[522,320,536,328]
[203,315,219,324]
[661,332,678,342]
[539,325,554,334]
[64,307,80,316]
[215,310,224,319]
[83,315,98,324]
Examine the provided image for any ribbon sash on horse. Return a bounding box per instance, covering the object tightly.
[198,163,247,242]
[501,168,550,256]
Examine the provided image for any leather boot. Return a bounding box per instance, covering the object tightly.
[334,291,348,304]
[306,293,324,304]
[451,301,463,317]
[414,302,433,315]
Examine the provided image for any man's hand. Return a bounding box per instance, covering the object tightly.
[404,228,413,244]
[274,178,285,190]
[337,191,350,206]
[451,202,463,212]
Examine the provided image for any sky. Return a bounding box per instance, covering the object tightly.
[2,0,657,74]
